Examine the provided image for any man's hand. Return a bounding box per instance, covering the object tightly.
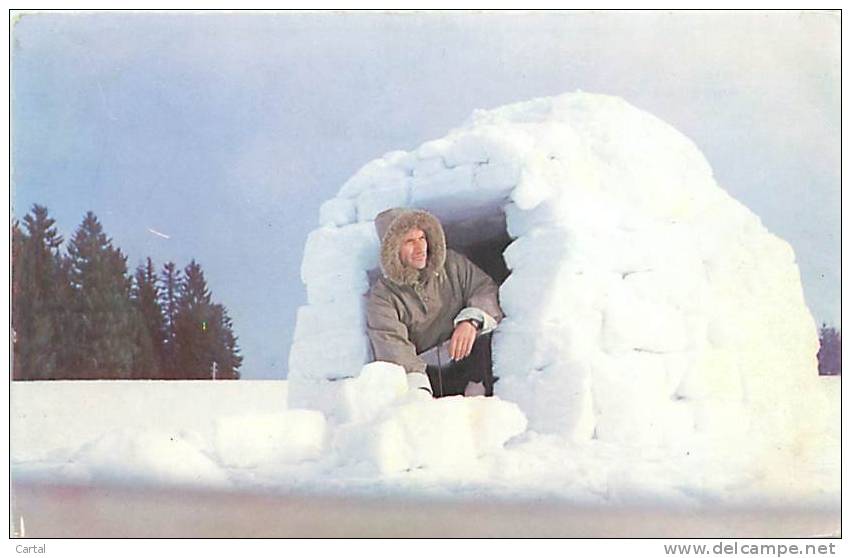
[449,321,478,361]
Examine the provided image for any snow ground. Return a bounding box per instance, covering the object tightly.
[10,376,840,512]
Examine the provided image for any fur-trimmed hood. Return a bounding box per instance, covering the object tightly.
[374,208,447,286]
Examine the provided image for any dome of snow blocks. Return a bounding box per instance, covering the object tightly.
[290,91,827,458]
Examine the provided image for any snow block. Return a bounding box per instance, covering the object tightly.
[305,275,370,305]
[356,184,410,222]
[301,223,378,288]
[292,300,365,342]
[510,163,555,211]
[287,362,408,424]
[338,362,409,423]
[441,126,533,168]
[692,399,752,448]
[288,332,369,380]
[504,200,559,238]
[411,165,475,204]
[71,428,228,487]
[333,396,527,475]
[601,294,689,354]
[496,362,595,440]
[415,138,453,160]
[214,410,327,468]
[411,156,448,178]
[287,377,347,418]
[319,197,356,227]
[300,221,378,306]
[338,158,410,199]
[593,398,695,449]
[10,380,290,465]
[473,160,521,192]
[381,149,417,173]
[463,396,531,453]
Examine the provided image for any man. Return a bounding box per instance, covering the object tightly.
[366,208,503,398]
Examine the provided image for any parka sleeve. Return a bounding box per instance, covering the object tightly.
[365,291,428,376]
[454,252,504,334]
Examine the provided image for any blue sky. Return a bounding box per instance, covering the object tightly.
[11,11,840,379]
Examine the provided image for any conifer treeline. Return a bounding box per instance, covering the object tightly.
[817,324,841,376]
[12,204,242,380]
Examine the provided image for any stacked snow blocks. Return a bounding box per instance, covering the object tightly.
[326,363,528,474]
[290,91,827,457]
[289,361,528,474]
[289,222,378,382]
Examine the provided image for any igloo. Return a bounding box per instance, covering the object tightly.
[288,91,827,459]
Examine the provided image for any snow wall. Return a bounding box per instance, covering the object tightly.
[289,91,828,457]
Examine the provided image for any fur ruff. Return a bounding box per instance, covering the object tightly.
[377,209,446,286]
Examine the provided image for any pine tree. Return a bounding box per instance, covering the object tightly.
[65,211,139,379]
[9,220,27,380]
[210,304,242,380]
[817,323,842,376]
[11,205,66,380]
[174,260,213,378]
[131,257,165,378]
[11,220,25,379]
[14,207,244,381]
[174,260,242,379]
[160,261,182,378]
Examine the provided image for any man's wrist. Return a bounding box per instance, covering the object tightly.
[465,319,482,330]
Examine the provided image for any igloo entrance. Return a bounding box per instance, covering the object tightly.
[363,205,513,290]
[440,210,512,287]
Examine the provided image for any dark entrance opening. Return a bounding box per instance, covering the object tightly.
[441,211,512,286]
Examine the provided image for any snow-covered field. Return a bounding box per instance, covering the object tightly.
[11,375,840,510]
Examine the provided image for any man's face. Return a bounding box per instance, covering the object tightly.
[399,227,428,270]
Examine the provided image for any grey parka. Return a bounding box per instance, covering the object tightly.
[365,208,503,388]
